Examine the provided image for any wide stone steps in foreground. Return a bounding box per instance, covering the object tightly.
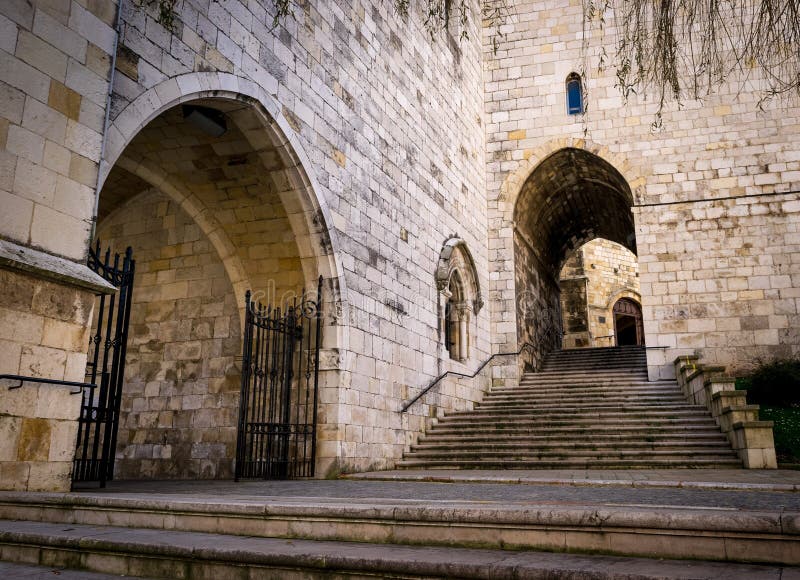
[0,488,797,577]
[0,518,793,579]
[399,346,741,469]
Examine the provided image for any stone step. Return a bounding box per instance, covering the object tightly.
[517,379,653,388]
[524,368,650,376]
[490,387,682,397]
[481,397,688,407]
[539,362,648,371]
[0,519,793,578]
[429,423,723,435]
[404,450,739,461]
[417,433,731,444]
[397,458,744,469]
[477,399,693,410]
[519,373,656,387]
[0,491,795,566]
[544,346,646,357]
[515,378,655,387]
[541,353,646,361]
[426,425,727,437]
[442,408,714,420]
[538,367,649,373]
[468,407,706,416]
[411,439,732,456]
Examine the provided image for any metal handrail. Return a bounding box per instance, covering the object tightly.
[0,374,93,395]
[401,343,537,412]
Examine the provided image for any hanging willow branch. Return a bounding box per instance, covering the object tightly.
[594,0,800,122]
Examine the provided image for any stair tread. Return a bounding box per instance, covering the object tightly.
[0,519,785,579]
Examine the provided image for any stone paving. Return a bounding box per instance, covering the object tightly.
[0,561,144,579]
[75,474,800,512]
[347,468,800,491]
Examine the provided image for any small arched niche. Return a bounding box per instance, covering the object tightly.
[435,238,483,362]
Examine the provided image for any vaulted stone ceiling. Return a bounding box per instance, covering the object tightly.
[97,99,285,225]
[514,148,635,272]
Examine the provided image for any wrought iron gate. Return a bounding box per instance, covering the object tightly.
[73,242,135,487]
[235,277,323,480]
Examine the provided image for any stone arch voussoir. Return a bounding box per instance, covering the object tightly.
[498,138,646,210]
[100,72,349,352]
[114,156,252,323]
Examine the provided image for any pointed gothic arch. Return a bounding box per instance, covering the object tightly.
[435,238,483,362]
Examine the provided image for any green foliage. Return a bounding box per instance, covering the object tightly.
[759,406,800,465]
[745,358,800,407]
[584,0,800,124]
[141,0,178,32]
[272,0,293,27]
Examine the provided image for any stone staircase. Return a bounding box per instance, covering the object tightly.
[399,346,742,469]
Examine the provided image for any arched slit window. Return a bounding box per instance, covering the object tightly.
[566,73,583,115]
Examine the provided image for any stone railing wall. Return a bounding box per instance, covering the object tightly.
[674,355,777,469]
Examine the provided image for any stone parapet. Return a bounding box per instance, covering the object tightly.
[674,356,777,469]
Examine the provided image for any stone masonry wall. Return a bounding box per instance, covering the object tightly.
[513,230,561,368]
[584,239,639,346]
[636,195,800,375]
[559,239,639,348]
[106,0,490,472]
[97,189,242,479]
[0,0,118,262]
[485,0,800,378]
[559,247,589,349]
[0,268,93,490]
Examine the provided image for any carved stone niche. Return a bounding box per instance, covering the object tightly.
[435,238,483,361]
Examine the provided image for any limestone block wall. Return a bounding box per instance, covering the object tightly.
[0,0,118,261]
[582,239,639,343]
[485,0,800,378]
[558,245,588,348]
[97,189,242,479]
[560,239,640,348]
[637,195,800,376]
[104,0,490,472]
[513,230,560,368]
[0,266,94,491]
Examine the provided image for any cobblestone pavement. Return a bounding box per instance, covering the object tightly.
[78,477,800,512]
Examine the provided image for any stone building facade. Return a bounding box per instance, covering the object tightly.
[0,0,798,488]
[560,239,641,349]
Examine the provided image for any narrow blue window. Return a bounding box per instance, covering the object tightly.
[566,73,583,115]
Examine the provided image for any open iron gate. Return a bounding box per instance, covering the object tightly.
[72,242,135,487]
[235,277,323,480]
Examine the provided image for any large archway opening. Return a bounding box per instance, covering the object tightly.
[93,96,339,480]
[513,148,636,364]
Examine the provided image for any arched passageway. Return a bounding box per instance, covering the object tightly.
[93,95,341,480]
[513,148,636,362]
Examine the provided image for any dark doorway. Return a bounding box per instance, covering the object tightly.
[613,298,644,346]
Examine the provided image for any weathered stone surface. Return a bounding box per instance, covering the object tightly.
[17,418,51,462]
[1,0,799,483]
